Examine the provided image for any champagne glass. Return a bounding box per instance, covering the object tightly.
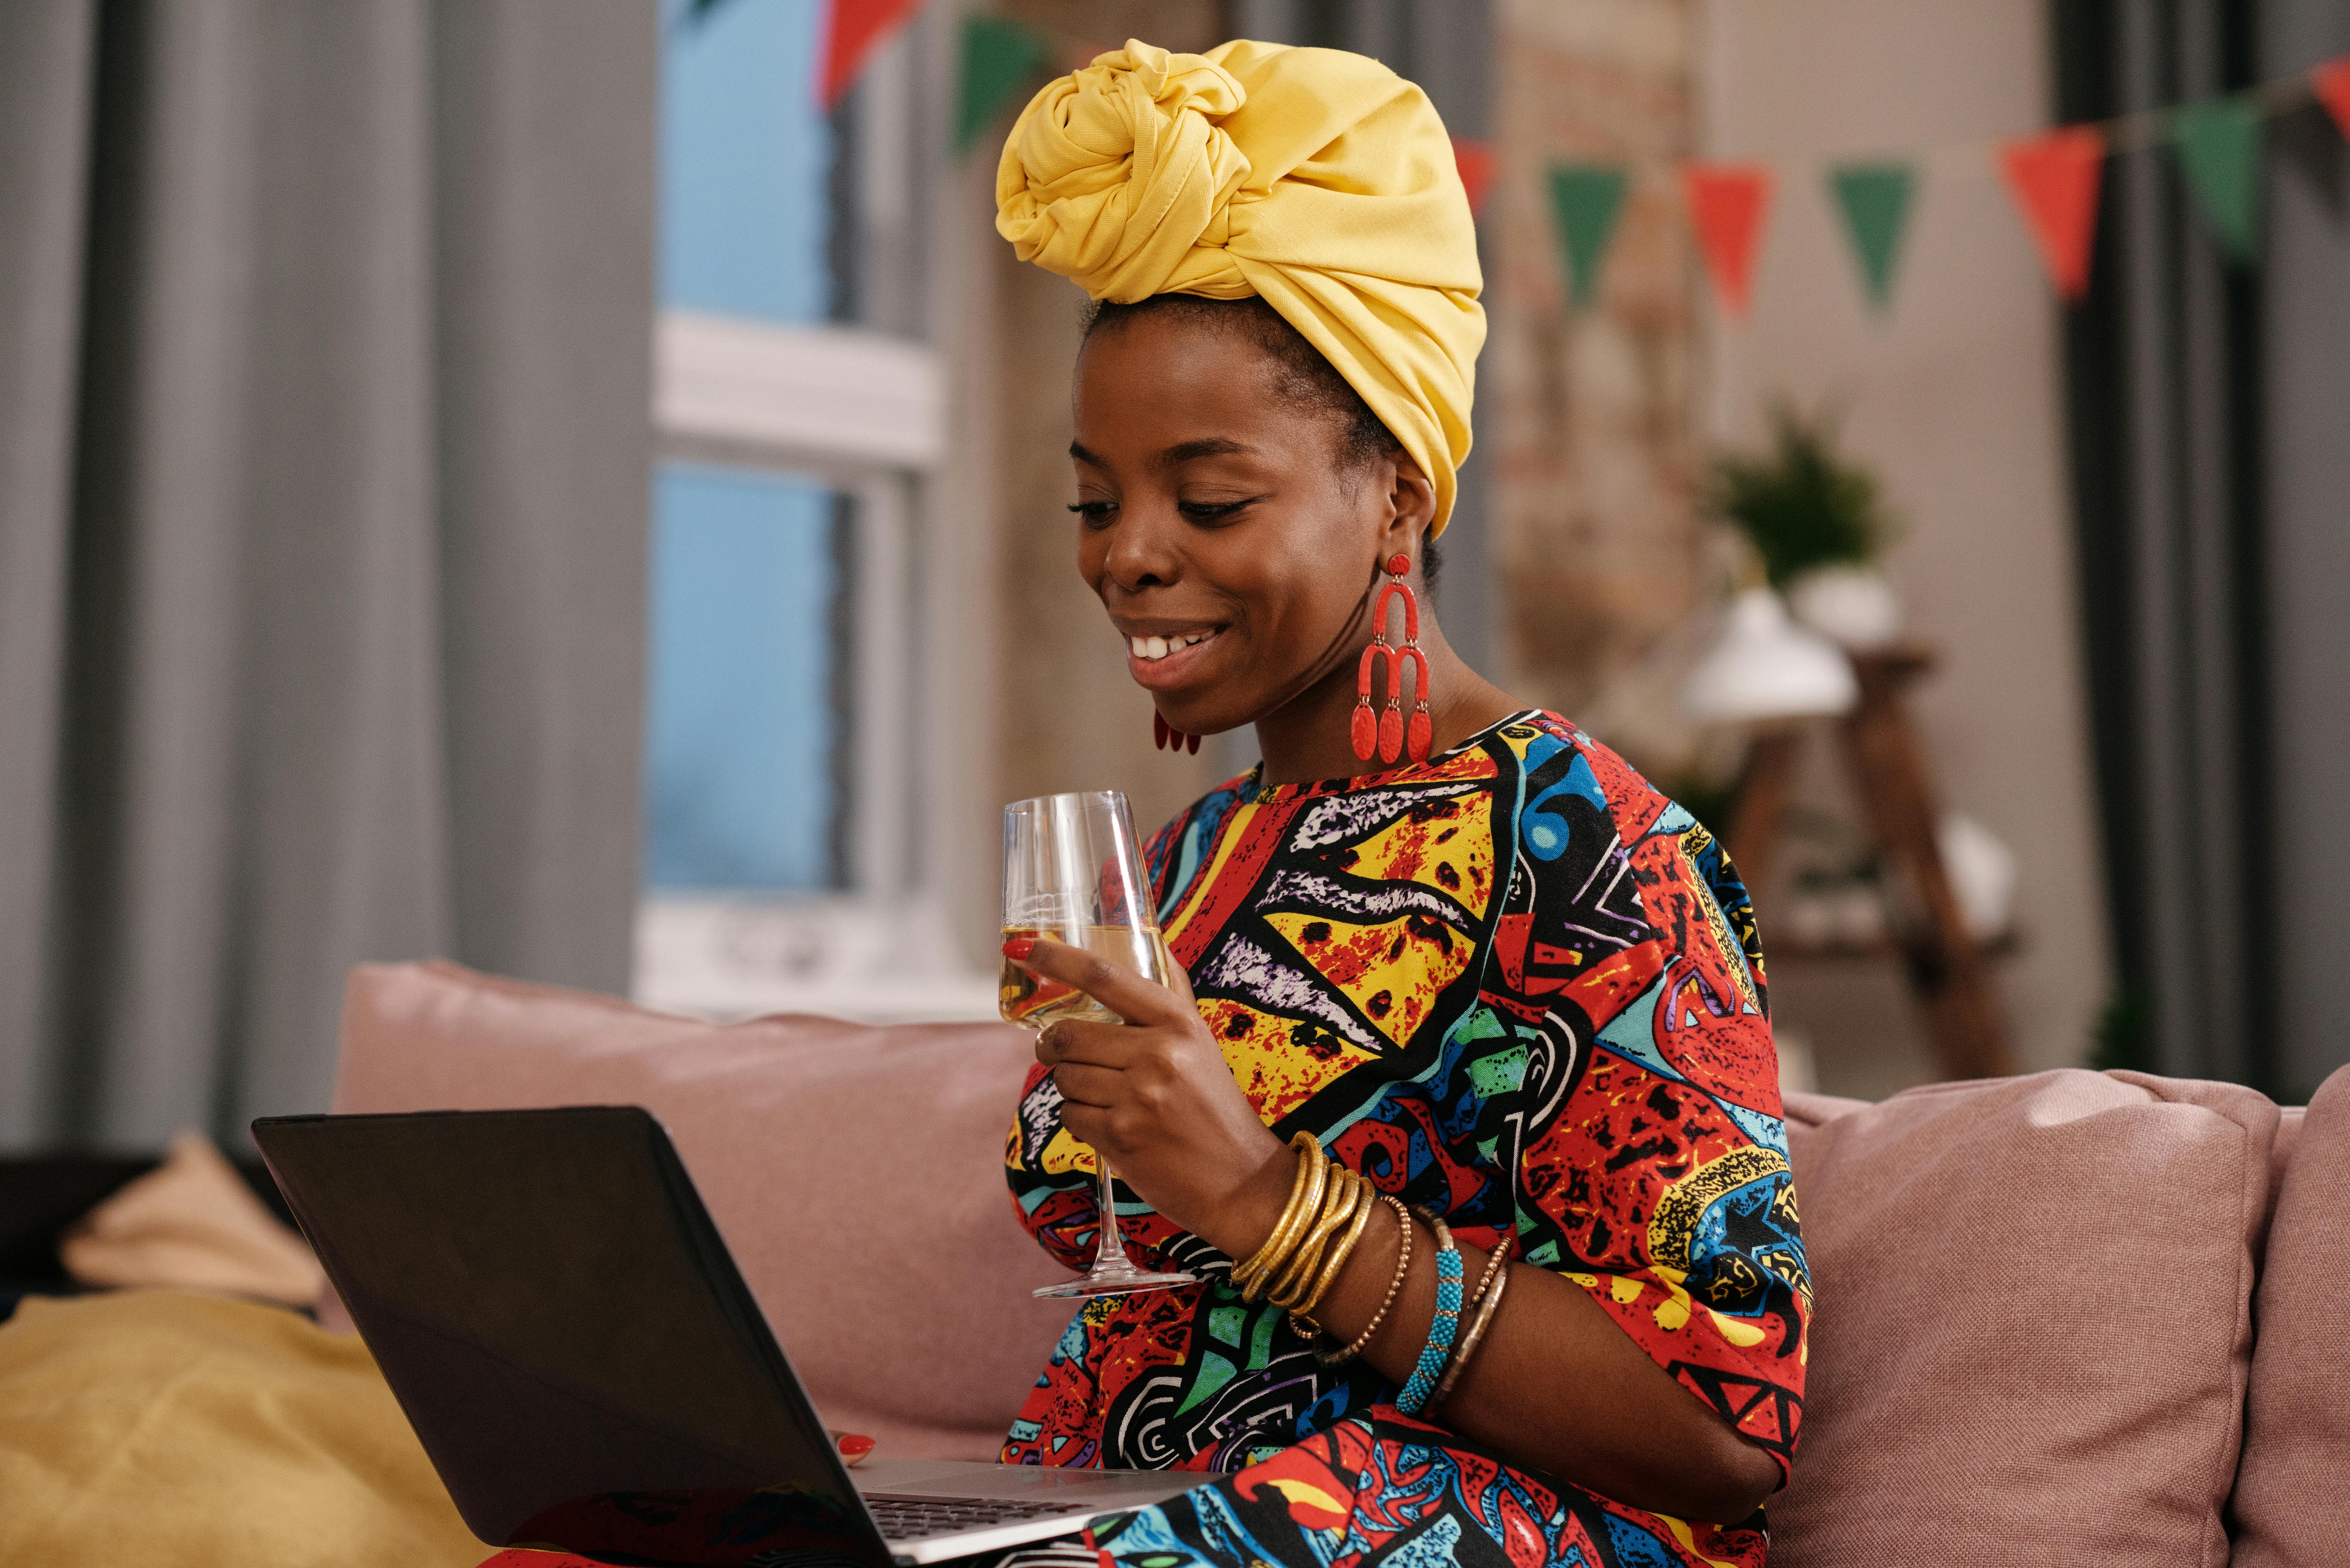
[1001,791,1200,1298]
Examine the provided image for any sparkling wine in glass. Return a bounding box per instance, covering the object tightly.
[1002,790,1200,1298]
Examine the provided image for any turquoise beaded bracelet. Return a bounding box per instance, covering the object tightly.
[1395,1210,1462,1415]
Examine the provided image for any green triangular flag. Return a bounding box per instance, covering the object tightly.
[2171,96,2262,262]
[957,14,1050,155]
[1546,164,1628,307]
[1828,163,1915,310]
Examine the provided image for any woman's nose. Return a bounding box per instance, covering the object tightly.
[1104,506,1183,592]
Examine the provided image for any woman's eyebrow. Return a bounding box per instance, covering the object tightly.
[1158,437,1254,467]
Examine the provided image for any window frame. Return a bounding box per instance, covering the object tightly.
[640,0,966,1012]
[638,312,959,1017]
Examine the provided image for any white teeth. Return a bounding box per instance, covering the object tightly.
[1128,629,1219,661]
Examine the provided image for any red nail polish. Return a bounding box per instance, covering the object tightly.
[1002,936,1036,961]
[836,1432,875,1459]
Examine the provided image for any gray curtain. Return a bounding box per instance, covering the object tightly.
[2055,0,2350,1100]
[0,0,656,1151]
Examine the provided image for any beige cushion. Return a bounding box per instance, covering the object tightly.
[2229,1067,2350,1567]
[1773,1070,2278,1567]
[333,961,1074,1460]
[63,1130,325,1307]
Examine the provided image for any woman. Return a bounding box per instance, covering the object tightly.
[994,39,1807,1568]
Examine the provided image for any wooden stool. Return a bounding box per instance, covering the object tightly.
[1725,644,2018,1080]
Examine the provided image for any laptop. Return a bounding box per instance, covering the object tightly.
[251,1106,1199,1568]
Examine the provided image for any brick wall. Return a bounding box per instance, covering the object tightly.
[1486,0,1705,735]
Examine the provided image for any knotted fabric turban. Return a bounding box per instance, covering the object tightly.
[995,39,1486,534]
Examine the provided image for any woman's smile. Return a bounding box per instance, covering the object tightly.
[1119,622,1231,689]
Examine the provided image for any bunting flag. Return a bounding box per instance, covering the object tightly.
[1547,164,1629,307]
[1452,138,1497,218]
[2313,55,2350,140]
[1681,163,1772,319]
[819,0,923,108]
[956,14,1052,154]
[1828,163,1916,310]
[2171,95,2263,261]
[1998,126,2106,302]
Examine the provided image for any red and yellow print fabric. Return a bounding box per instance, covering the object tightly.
[1004,712,1806,1568]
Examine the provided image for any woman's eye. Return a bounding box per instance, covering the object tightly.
[1178,499,1253,524]
[1067,500,1118,524]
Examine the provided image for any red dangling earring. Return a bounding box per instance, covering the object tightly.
[1350,553,1432,765]
[1153,709,1201,755]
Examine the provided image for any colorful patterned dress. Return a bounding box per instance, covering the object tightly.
[1002,711,1808,1568]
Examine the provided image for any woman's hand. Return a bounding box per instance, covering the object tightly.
[1004,936,1292,1255]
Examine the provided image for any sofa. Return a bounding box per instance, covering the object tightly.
[334,960,2350,1568]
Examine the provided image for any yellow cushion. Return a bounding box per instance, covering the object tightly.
[0,1289,484,1568]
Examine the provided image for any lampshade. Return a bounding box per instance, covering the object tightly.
[1681,588,1858,723]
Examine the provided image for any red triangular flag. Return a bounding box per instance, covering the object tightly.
[1998,125,2106,302]
[2316,56,2350,142]
[1681,164,1772,318]
[1452,137,1497,217]
[820,0,924,109]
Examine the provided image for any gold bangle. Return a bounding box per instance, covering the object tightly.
[1265,1164,1347,1306]
[1312,1195,1412,1367]
[1231,1132,1316,1294]
[1429,1257,1510,1413]
[1268,1164,1361,1309]
[1292,1169,1378,1323]
[1234,1133,1325,1301]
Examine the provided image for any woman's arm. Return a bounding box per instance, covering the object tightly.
[1222,1167,1780,1522]
[1014,936,1782,1525]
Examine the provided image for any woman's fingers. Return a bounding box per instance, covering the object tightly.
[1006,935,1188,1027]
[1034,1015,1128,1065]
[1046,1060,1122,1109]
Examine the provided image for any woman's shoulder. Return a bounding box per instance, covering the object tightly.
[1491,709,1755,935]
[1487,709,1686,848]
[1138,712,1721,907]
[1141,713,1682,858]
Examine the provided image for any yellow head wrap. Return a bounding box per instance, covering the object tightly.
[995,39,1486,534]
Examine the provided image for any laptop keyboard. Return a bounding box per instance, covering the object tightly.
[863,1494,1088,1540]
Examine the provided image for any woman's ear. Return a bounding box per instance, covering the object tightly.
[1379,456,1437,558]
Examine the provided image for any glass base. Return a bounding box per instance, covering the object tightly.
[1033,1265,1201,1299]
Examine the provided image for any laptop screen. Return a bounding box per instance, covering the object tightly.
[254,1106,889,1568]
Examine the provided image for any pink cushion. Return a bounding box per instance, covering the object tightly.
[2229,1068,2350,1566]
[332,961,1074,1460]
[1772,1069,2278,1567]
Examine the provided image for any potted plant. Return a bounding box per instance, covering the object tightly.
[1710,401,1902,648]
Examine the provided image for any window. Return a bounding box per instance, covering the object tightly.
[636,0,986,1020]
[645,465,842,893]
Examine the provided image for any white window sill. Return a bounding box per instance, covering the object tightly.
[632,894,999,1025]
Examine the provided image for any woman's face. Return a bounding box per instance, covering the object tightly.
[1069,313,1425,739]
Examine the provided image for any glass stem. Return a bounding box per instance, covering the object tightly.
[1093,1157,1134,1270]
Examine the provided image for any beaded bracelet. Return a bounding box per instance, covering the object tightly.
[1394,1210,1462,1416]
[1313,1195,1411,1367]
[1429,1249,1511,1413]
[1456,1233,1512,1332]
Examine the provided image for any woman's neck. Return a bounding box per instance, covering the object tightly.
[1251,613,1523,787]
